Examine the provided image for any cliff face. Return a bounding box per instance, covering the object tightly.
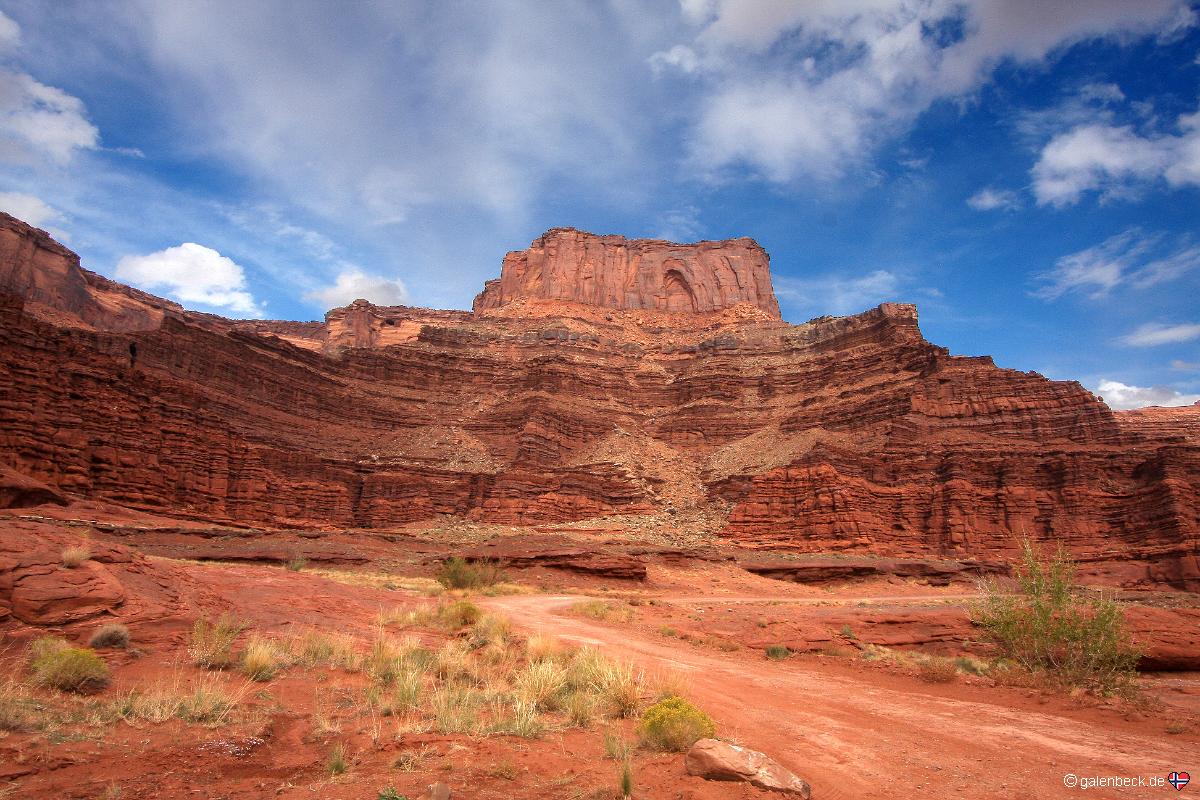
[1,217,1197,589]
[473,228,781,318]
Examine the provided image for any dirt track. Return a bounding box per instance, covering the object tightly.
[487,594,1196,800]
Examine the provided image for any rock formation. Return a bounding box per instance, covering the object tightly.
[473,227,781,318]
[0,214,1197,590]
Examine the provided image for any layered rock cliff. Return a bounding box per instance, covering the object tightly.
[0,215,1197,589]
[473,227,781,318]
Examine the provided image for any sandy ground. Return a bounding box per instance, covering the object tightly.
[487,593,1199,800]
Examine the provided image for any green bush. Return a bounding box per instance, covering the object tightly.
[435,557,504,590]
[975,538,1140,695]
[765,645,791,660]
[377,789,407,800]
[28,637,110,693]
[635,696,715,752]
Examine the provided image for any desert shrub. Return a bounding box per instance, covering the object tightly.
[189,613,247,669]
[435,557,504,590]
[636,696,714,752]
[89,623,131,649]
[975,538,1140,695]
[765,645,791,660]
[61,546,91,568]
[285,552,307,572]
[28,637,109,693]
[917,658,958,683]
[378,789,407,800]
[439,599,483,628]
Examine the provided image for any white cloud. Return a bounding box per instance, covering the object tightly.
[0,11,20,53]
[1120,322,1200,347]
[967,187,1020,211]
[0,69,98,164]
[653,206,703,242]
[115,243,262,317]
[777,269,901,316]
[304,269,408,309]
[1092,379,1200,410]
[1077,82,1124,104]
[1033,229,1200,300]
[0,191,62,228]
[1032,110,1200,206]
[652,0,1190,181]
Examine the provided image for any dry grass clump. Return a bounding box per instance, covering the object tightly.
[565,648,643,718]
[512,659,568,711]
[28,637,110,693]
[764,645,791,660]
[635,696,715,752]
[60,545,91,568]
[290,629,361,670]
[112,673,247,725]
[189,613,247,669]
[430,685,481,734]
[0,677,38,731]
[570,600,634,623]
[240,635,288,681]
[89,623,131,649]
[917,658,959,684]
[440,599,483,628]
[525,634,567,664]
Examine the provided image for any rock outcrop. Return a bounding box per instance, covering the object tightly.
[685,739,812,797]
[0,216,1198,590]
[473,227,781,318]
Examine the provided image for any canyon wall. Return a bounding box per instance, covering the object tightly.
[0,215,1196,589]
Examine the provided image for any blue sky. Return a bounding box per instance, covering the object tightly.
[0,1,1198,410]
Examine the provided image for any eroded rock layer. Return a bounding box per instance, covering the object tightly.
[0,214,1197,589]
[473,227,781,318]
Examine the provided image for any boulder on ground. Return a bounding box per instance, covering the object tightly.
[685,738,812,797]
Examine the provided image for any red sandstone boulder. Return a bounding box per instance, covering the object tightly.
[0,464,66,509]
[685,738,812,797]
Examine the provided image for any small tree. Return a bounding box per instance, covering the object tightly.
[975,538,1140,695]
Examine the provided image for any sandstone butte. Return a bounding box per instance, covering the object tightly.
[1,212,1198,592]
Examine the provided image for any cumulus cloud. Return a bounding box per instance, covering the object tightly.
[0,191,62,228]
[967,187,1020,211]
[0,12,98,166]
[1120,322,1200,347]
[115,243,262,317]
[1032,110,1200,206]
[1033,229,1200,300]
[777,269,901,316]
[304,269,408,309]
[1092,379,1200,410]
[652,0,1190,181]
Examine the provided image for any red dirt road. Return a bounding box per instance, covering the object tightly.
[486,594,1197,800]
